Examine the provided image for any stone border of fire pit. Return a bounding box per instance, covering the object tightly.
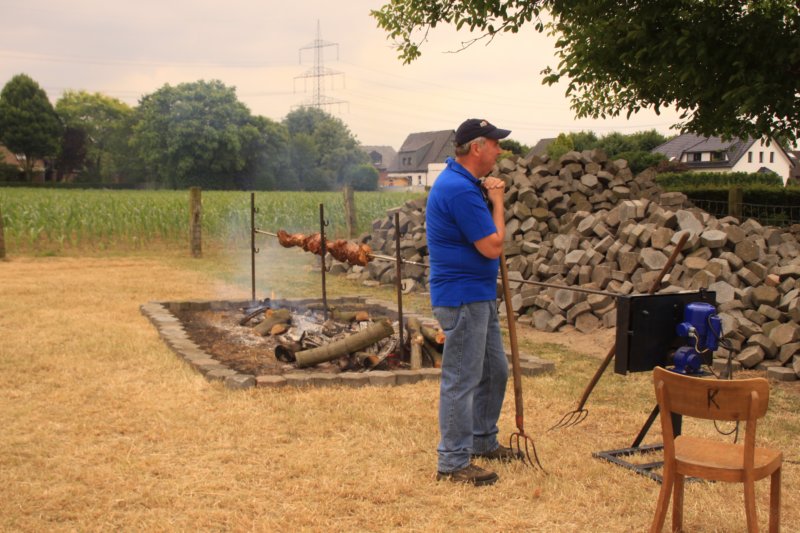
[140,297,555,390]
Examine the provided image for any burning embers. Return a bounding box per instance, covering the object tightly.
[240,299,444,372]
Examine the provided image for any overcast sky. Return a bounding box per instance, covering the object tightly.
[0,0,684,149]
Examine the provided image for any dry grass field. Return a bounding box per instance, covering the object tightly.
[1,243,799,532]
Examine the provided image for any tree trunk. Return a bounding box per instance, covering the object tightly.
[295,319,394,368]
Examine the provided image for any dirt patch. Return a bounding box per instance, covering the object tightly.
[173,299,406,377]
[519,325,616,360]
[176,307,288,376]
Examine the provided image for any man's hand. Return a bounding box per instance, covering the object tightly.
[474,176,506,259]
[482,176,505,206]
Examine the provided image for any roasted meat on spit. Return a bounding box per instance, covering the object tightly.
[276,230,372,266]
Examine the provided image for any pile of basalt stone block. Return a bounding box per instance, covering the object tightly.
[337,150,800,380]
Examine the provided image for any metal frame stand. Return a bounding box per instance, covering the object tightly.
[593,405,682,484]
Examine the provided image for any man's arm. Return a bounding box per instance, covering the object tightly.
[473,177,505,259]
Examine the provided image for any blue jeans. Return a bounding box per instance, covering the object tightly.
[433,300,509,473]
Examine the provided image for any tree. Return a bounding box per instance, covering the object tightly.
[373,1,800,142]
[283,107,368,190]
[499,138,530,156]
[130,80,263,189]
[55,90,133,183]
[565,130,598,152]
[546,129,668,172]
[0,74,62,181]
[238,116,294,190]
[546,133,574,159]
[343,163,379,191]
[55,127,88,181]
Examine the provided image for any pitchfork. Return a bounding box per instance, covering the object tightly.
[499,252,545,471]
[549,232,690,431]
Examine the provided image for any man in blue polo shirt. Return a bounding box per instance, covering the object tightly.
[427,118,521,486]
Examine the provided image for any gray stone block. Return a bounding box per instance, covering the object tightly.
[256,375,288,388]
[367,370,397,387]
[751,285,781,307]
[736,345,765,368]
[225,374,256,389]
[779,342,800,364]
[767,367,797,381]
[639,248,668,271]
[713,357,742,378]
[207,368,238,381]
[575,313,600,333]
[735,239,761,263]
[417,368,442,381]
[394,370,423,385]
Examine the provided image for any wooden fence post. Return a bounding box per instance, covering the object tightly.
[343,184,357,239]
[0,204,6,259]
[728,187,743,220]
[190,187,202,258]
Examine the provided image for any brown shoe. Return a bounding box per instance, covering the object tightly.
[436,463,498,486]
[473,445,524,462]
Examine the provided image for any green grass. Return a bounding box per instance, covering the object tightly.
[0,188,424,255]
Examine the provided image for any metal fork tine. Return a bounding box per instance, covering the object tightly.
[510,431,546,472]
[548,408,589,431]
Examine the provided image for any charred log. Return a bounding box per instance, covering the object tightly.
[294,319,395,368]
[253,308,292,336]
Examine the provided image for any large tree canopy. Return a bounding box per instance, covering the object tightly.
[55,90,133,182]
[373,1,800,142]
[283,107,368,191]
[0,73,62,180]
[130,80,269,188]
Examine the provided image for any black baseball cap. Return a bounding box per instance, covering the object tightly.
[455,118,511,146]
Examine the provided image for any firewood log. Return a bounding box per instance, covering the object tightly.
[420,324,445,347]
[422,340,442,368]
[253,308,291,336]
[406,317,424,370]
[294,319,395,368]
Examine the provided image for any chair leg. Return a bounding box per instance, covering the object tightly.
[651,467,673,533]
[744,477,759,533]
[769,467,781,533]
[671,474,685,533]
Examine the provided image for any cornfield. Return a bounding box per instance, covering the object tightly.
[0,188,424,254]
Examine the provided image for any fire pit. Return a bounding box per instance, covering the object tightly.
[141,297,555,390]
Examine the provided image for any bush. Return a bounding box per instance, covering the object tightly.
[0,162,21,182]
[655,171,784,190]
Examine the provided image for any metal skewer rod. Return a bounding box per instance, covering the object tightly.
[253,228,624,298]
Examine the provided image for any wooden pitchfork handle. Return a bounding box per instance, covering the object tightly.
[499,251,526,433]
[499,251,545,470]
[571,232,690,412]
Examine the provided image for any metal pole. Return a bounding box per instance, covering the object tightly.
[250,192,257,302]
[394,212,405,359]
[319,203,328,320]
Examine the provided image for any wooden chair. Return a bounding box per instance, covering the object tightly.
[650,366,782,533]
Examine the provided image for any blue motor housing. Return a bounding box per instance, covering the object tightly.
[673,302,722,374]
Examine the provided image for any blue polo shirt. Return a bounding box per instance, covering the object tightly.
[426,158,499,307]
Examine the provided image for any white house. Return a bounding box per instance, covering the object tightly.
[652,134,794,185]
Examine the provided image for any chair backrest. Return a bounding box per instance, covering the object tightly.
[653,366,770,422]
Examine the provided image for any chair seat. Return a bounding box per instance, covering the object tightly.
[675,435,783,482]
